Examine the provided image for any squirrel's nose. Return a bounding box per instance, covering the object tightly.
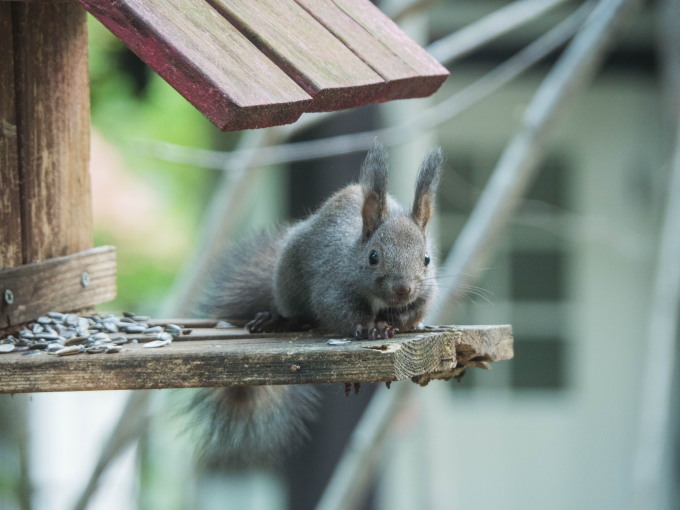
[392,283,411,298]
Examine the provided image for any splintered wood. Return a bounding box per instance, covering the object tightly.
[0,321,512,393]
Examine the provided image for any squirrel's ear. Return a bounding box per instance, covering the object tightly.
[412,147,443,230]
[360,140,389,240]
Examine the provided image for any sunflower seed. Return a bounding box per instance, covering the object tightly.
[0,344,15,353]
[55,346,84,356]
[156,332,173,342]
[143,339,171,349]
[327,339,352,345]
[164,324,182,336]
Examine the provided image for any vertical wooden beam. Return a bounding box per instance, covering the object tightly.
[0,5,22,268]
[11,1,92,264]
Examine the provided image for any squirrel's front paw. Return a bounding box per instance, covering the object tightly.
[246,312,311,333]
[354,321,398,340]
[246,311,288,333]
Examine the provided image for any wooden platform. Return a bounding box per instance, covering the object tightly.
[0,321,512,393]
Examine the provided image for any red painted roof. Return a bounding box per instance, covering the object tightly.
[78,0,449,131]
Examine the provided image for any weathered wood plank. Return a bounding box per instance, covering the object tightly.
[77,0,313,131]
[295,0,449,101]
[0,246,117,332]
[333,0,449,94]
[0,324,512,393]
[12,2,92,263]
[0,5,23,268]
[209,0,387,112]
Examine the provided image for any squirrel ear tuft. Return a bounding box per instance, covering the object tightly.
[359,139,389,196]
[360,140,389,241]
[412,147,444,230]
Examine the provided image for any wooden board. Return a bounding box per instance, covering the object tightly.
[0,324,512,393]
[0,246,117,332]
[295,0,448,101]
[209,0,386,112]
[0,5,23,268]
[11,2,92,263]
[79,0,313,131]
[333,0,449,79]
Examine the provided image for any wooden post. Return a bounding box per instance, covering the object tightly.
[0,1,91,268]
[0,2,116,333]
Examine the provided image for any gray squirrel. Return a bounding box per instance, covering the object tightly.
[188,141,444,468]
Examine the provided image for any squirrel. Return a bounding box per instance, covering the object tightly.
[187,141,444,469]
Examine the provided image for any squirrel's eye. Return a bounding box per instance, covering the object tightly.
[424,254,431,266]
[369,250,379,265]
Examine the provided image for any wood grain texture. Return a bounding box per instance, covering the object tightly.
[295,0,449,101]
[333,0,449,96]
[12,2,92,263]
[0,246,117,332]
[77,0,313,131]
[209,0,387,112]
[0,324,512,393]
[0,5,22,268]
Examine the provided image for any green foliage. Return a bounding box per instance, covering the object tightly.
[87,15,225,314]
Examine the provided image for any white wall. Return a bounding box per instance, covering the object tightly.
[378,69,667,510]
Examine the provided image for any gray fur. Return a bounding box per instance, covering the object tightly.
[273,142,443,336]
[189,142,443,467]
[190,229,285,325]
[187,385,318,470]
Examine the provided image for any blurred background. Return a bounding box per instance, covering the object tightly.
[1,0,678,509]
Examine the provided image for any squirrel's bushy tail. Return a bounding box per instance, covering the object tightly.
[187,385,318,469]
[190,229,284,325]
[184,229,318,468]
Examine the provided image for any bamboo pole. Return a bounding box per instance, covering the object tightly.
[628,0,680,507]
[428,0,570,62]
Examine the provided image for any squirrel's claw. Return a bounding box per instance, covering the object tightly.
[354,321,398,340]
[247,312,312,333]
[247,311,289,333]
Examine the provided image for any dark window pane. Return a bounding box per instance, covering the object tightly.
[527,155,568,208]
[511,338,565,390]
[510,250,564,301]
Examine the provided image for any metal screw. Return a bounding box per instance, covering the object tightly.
[80,272,90,287]
[3,289,14,305]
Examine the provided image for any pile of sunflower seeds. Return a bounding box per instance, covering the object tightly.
[0,312,183,357]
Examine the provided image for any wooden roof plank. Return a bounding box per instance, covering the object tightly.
[208,0,388,112]
[295,0,449,101]
[77,0,313,131]
[0,325,513,393]
[332,0,449,97]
